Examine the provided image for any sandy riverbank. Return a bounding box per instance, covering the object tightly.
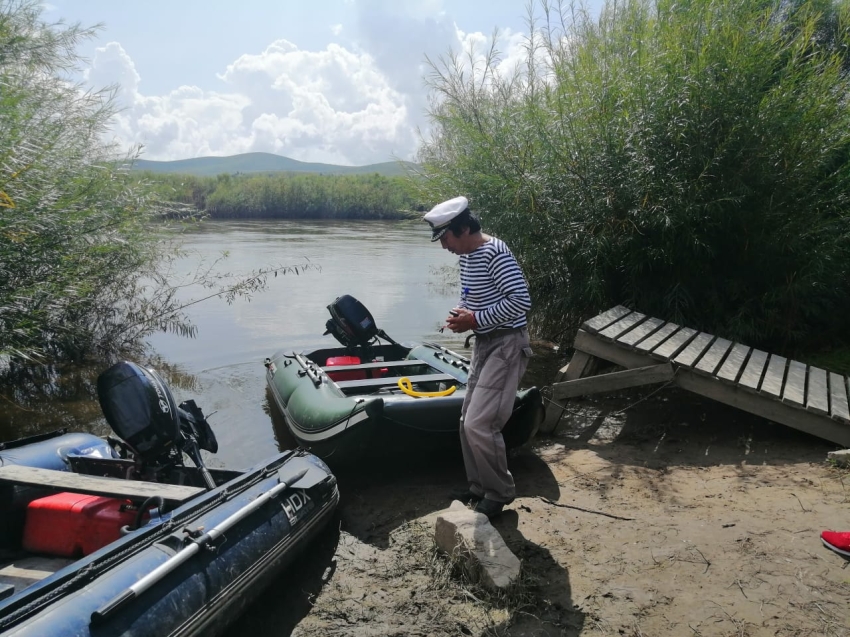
[226,386,850,637]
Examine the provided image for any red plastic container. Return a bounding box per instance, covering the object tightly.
[325,355,365,382]
[23,492,140,557]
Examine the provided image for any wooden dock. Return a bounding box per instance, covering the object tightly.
[543,306,850,447]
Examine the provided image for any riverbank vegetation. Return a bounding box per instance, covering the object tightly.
[418,0,850,364]
[0,1,298,365]
[145,171,423,220]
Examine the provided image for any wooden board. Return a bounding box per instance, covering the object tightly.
[0,557,74,594]
[335,373,456,390]
[673,332,714,368]
[618,317,664,348]
[829,373,850,423]
[738,349,768,392]
[651,327,697,360]
[635,323,679,354]
[561,313,850,447]
[806,367,829,415]
[759,355,787,399]
[582,306,632,334]
[694,338,732,376]
[598,312,646,341]
[322,359,429,371]
[552,331,850,446]
[560,349,598,382]
[573,330,654,370]
[781,360,806,407]
[676,372,850,447]
[0,465,204,505]
[552,363,674,400]
[716,343,751,384]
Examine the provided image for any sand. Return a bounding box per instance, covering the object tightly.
[226,386,850,637]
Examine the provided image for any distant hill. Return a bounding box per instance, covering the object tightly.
[131,152,417,177]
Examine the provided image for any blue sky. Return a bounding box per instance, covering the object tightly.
[44,0,603,165]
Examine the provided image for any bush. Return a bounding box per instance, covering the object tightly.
[418,0,850,353]
[0,2,199,362]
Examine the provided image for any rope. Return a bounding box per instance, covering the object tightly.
[396,377,457,398]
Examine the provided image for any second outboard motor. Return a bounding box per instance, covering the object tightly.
[97,362,218,489]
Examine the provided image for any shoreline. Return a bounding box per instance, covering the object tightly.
[225,387,850,636]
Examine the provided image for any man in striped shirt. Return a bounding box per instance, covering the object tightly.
[424,196,533,519]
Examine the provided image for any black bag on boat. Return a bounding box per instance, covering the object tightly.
[324,295,379,348]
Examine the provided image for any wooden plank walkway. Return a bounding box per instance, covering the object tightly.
[543,307,850,446]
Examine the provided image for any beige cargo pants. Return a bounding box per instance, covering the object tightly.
[460,327,532,503]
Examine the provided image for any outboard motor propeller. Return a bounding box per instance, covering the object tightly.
[97,361,218,490]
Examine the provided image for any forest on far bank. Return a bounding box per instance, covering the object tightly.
[143,171,425,221]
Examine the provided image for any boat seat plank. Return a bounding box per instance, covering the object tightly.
[673,332,714,368]
[760,355,787,398]
[618,317,664,348]
[651,327,697,360]
[0,556,75,594]
[716,343,751,384]
[829,373,850,423]
[581,306,632,334]
[694,337,733,376]
[806,367,829,415]
[635,323,679,354]
[0,465,204,505]
[598,312,647,341]
[335,373,457,390]
[738,349,768,392]
[322,359,430,372]
[781,360,806,407]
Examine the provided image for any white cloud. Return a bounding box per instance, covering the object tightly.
[94,40,414,165]
[84,41,140,106]
[85,3,532,164]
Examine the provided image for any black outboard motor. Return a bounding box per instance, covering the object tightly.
[97,362,218,489]
[323,294,379,348]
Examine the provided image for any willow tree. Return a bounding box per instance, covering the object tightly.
[0,1,289,365]
[419,0,850,353]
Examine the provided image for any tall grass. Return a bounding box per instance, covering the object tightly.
[148,172,423,220]
[0,1,289,364]
[418,0,850,354]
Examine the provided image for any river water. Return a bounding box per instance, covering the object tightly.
[0,220,561,468]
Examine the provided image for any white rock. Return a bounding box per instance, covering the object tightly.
[828,449,850,468]
[434,501,521,591]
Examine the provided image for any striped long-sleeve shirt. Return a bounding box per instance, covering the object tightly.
[458,237,531,334]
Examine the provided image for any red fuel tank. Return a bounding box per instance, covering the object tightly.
[23,492,141,557]
[324,355,365,382]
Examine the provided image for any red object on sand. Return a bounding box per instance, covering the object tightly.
[820,530,850,557]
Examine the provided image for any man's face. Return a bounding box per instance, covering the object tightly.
[439,228,463,254]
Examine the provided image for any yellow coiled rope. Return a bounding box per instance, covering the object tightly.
[397,376,456,398]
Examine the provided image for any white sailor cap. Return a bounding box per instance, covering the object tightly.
[423,196,469,241]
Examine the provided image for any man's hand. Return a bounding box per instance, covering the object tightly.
[445,308,476,333]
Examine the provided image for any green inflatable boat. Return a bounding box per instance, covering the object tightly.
[264,295,545,465]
